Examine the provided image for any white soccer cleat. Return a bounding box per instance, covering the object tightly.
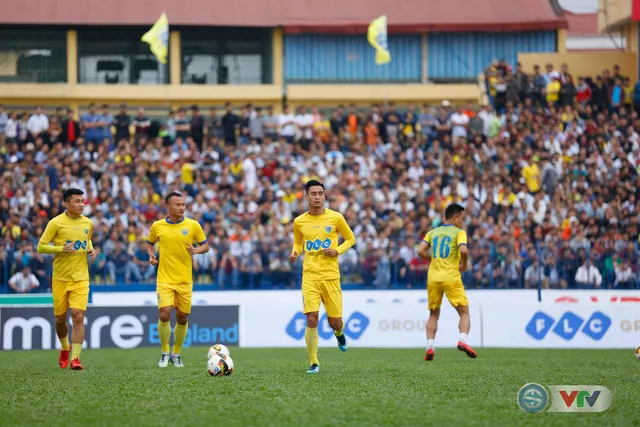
[158,352,170,368]
[171,354,184,368]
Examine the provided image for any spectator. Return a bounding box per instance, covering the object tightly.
[27,105,49,142]
[8,266,39,293]
[575,256,603,289]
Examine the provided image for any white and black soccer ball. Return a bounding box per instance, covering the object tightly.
[207,353,234,377]
[207,344,230,360]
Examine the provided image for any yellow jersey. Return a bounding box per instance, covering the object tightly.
[293,208,356,280]
[39,213,94,282]
[424,225,467,284]
[147,217,207,284]
[522,163,541,192]
[546,81,561,102]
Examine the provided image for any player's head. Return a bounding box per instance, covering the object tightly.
[165,192,186,218]
[63,188,85,216]
[304,180,325,209]
[444,203,465,228]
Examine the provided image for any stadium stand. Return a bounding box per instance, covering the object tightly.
[1,59,639,292]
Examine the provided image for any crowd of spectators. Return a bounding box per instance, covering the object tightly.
[1,60,639,292]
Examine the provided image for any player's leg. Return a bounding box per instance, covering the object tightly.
[170,284,192,367]
[156,283,175,367]
[425,282,444,361]
[52,281,71,368]
[322,280,347,352]
[446,283,477,358]
[67,283,90,370]
[302,279,322,373]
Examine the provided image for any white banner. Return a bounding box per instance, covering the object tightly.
[483,304,640,348]
[91,289,539,307]
[239,301,481,348]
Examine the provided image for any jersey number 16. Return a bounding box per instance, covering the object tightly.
[432,236,451,259]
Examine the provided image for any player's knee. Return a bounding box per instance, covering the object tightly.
[327,317,342,331]
[158,307,171,323]
[70,309,84,325]
[55,315,67,326]
[176,312,189,325]
[306,312,319,328]
[429,309,441,319]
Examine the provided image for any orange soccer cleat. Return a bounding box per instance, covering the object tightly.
[457,341,478,359]
[425,348,435,361]
[70,357,84,370]
[59,348,71,369]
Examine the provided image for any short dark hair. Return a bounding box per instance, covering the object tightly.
[165,191,183,204]
[305,180,325,194]
[63,188,84,203]
[444,203,465,220]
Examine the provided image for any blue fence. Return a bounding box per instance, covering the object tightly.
[2,238,639,293]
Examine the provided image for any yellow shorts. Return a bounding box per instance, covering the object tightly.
[52,280,89,316]
[302,278,342,318]
[157,283,193,314]
[427,281,468,310]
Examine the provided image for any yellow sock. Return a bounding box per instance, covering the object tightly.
[158,320,171,353]
[71,343,81,360]
[334,322,345,337]
[305,327,319,365]
[59,336,70,351]
[172,322,188,355]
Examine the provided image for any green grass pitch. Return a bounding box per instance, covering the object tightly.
[0,347,637,426]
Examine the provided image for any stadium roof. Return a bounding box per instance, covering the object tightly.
[564,10,600,36]
[0,0,567,32]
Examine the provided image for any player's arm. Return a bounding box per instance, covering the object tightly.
[146,223,159,266]
[86,222,97,261]
[335,214,356,255]
[37,221,74,254]
[417,232,432,260]
[289,219,303,263]
[458,230,468,272]
[187,222,210,255]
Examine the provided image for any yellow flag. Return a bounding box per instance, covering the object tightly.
[142,13,169,64]
[367,15,391,65]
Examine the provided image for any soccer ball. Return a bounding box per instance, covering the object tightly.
[207,353,234,377]
[635,346,640,360]
[207,344,230,359]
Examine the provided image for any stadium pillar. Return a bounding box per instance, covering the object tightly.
[66,30,78,84]
[556,28,567,53]
[273,27,284,114]
[170,31,181,86]
[421,33,429,83]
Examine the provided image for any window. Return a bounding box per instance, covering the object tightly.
[0,27,67,83]
[78,27,169,84]
[181,28,272,85]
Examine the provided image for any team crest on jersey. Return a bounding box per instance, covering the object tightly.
[84,229,89,235]
[181,229,188,236]
[325,226,332,233]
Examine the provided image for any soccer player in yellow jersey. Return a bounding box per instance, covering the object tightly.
[37,188,96,370]
[289,180,356,374]
[417,203,478,361]
[147,192,209,368]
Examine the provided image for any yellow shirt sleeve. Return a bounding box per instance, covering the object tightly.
[336,214,356,255]
[147,222,158,244]
[39,219,58,245]
[423,230,432,245]
[193,221,207,244]
[292,219,303,254]
[457,230,468,247]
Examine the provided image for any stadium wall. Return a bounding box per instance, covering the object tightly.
[427,31,557,81]
[2,290,639,350]
[518,51,638,83]
[284,34,422,83]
